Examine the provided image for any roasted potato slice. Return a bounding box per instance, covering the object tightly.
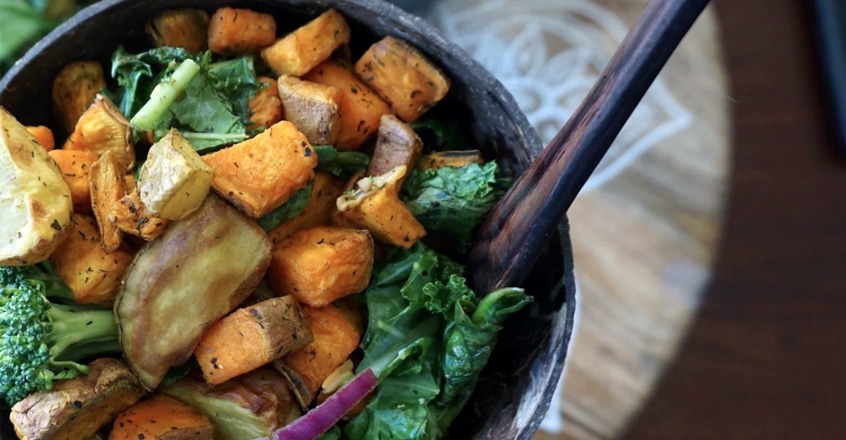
[146,8,210,53]
[51,61,106,134]
[89,151,127,252]
[0,107,73,266]
[161,368,301,440]
[10,359,146,440]
[109,394,214,440]
[138,129,213,220]
[277,75,342,146]
[116,195,272,389]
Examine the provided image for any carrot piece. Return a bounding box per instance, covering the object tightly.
[88,150,127,252]
[354,36,450,122]
[267,226,374,307]
[202,120,318,218]
[63,94,135,172]
[26,125,55,151]
[51,61,106,134]
[303,58,391,150]
[278,304,362,402]
[247,76,284,131]
[207,7,277,54]
[110,394,215,440]
[194,296,313,385]
[48,149,100,213]
[261,9,351,77]
[267,172,345,246]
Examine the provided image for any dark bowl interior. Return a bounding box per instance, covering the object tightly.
[0,0,576,438]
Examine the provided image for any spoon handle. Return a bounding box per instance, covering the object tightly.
[468,0,711,293]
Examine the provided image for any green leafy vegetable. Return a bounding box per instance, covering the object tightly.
[313,145,371,180]
[402,162,510,252]
[342,244,531,439]
[408,118,468,153]
[257,183,314,232]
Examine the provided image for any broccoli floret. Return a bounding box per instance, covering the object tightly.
[0,263,119,405]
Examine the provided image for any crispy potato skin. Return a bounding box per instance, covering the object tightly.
[267,226,374,307]
[276,75,342,146]
[146,8,210,54]
[279,304,362,402]
[202,120,318,218]
[51,61,107,134]
[49,214,134,306]
[194,295,313,385]
[354,36,450,122]
[261,9,351,77]
[116,195,272,389]
[109,395,214,440]
[367,114,423,181]
[303,58,391,150]
[10,359,146,440]
[162,368,300,440]
[48,149,99,214]
[0,107,73,266]
[208,7,277,54]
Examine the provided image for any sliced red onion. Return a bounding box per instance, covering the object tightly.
[266,368,378,440]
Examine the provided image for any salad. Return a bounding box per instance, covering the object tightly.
[0,5,530,440]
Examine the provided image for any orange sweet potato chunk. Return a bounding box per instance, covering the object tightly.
[208,7,277,54]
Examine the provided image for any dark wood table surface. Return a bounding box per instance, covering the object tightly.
[624,0,846,438]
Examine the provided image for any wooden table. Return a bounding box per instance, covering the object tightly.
[625,0,846,438]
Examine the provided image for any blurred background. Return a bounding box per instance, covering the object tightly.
[3,0,844,438]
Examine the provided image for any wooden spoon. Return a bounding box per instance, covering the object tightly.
[468,0,711,293]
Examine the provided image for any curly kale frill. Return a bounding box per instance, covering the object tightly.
[0,264,120,405]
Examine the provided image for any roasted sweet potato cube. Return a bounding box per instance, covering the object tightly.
[261,9,350,77]
[267,227,374,307]
[52,61,107,133]
[26,125,55,151]
[267,172,345,245]
[355,36,450,122]
[138,129,213,220]
[10,359,146,440]
[110,394,214,440]
[89,150,127,252]
[367,114,423,180]
[162,368,301,440]
[208,7,276,54]
[278,304,361,403]
[63,94,135,172]
[113,186,171,241]
[277,75,342,145]
[49,214,134,306]
[248,76,284,130]
[146,8,210,53]
[303,58,391,150]
[419,150,485,171]
[48,149,100,213]
[194,296,313,385]
[337,166,426,248]
[202,120,318,218]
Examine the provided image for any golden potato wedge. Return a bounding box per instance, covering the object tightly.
[202,120,318,218]
[194,295,313,385]
[354,36,450,122]
[277,75,342,145]
[63,94,135,172]
[116,195,272,389]
[267,226,374,307]
[0,107,73,266]
[52,61,107,134]
[109,394,214,440]
[49,214,134,306]
[261,8,351,77]
[10,359,146,440]
[138,129,213,220]
[162,368,301,440]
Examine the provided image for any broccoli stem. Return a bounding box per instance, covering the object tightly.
[45,304,120,375]
[130,58,201,131]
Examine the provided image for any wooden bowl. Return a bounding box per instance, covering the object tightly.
[0,0,576,438]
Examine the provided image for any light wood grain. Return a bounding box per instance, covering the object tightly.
[536,2,729,439]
